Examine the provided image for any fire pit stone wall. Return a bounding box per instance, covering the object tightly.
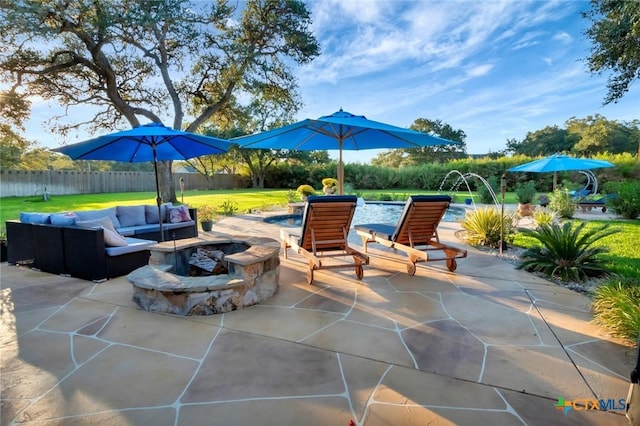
[128,234,280,315]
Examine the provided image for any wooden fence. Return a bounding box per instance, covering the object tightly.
[0,170,248,197]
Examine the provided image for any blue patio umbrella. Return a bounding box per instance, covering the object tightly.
[507,154,614,190]
[53,123,232,241]
[235,109,459,194]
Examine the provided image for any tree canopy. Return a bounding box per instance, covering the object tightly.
[0,0,319,201]
[506,115,639,157]
[584,0,640,104]
[371,118,467,168]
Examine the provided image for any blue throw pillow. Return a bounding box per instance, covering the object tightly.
[117,205,146,227]
[20,212,51,224]
[145,203,172,224]
[50,212,78,226]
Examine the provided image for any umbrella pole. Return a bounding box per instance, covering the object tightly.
[152,148,165,242]
[553,172,557,191]
[338,140,344,195]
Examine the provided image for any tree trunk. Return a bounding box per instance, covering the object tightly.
[158,161,176,203]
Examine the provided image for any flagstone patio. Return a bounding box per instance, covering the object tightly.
[1,208,635,425]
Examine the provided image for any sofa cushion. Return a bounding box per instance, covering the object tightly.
[105,237,155,256]
[117,224,160,237]
[75,216,128,247]
[168,205,192,223]
[117,205,146,227]
[144,203,172,224]
[20,212,51,224]
[75,207,121,228]
[50,212,78,226]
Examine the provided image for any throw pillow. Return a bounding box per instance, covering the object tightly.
[19,212,51,224]
[117,205,146,227]
[76,216,128,247]
[76,216,117,232]
[102,228,128,247]
[75,207,121,228]
[50,212,78,226]
[145,202,172,224]
[168,205,192,223]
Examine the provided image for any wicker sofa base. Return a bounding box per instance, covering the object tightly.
[6,221,156,281]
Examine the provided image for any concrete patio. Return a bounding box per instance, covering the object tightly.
[1,208,636,425]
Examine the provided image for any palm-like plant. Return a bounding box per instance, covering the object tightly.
[517,222,618,282]
[459,207,515,248]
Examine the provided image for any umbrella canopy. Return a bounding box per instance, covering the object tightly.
[235,109,459,194]
[507,154,614,190]
[53,123,232,241]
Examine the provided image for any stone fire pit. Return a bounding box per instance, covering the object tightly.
[127,234,280,315]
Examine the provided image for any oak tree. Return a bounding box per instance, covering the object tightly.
[0,0,319,201]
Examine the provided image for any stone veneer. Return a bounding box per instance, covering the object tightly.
[127,234,280,315]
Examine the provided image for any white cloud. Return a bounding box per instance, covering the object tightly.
[553,31,573,44]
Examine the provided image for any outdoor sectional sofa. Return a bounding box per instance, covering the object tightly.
[6,203,198,281]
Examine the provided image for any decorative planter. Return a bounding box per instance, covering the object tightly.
[517,203,536,217]
[200,220,214,232]
[0,240,6,262]
[323,187,336,195]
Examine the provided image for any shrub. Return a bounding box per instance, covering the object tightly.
[478,176,498,204]
[296,184,315,197]
[286,190,297,203]
[603,180,640,219]
[548,188,576,218]
[517,222,619,282]
[532,209,556,228]
[219,199,239,216]
[592,279,640,343]
[459,207,516,248]
[515,181,537,204]
[321,178,339,188]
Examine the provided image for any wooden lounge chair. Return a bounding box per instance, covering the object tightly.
[354,195,467,275]
[280,195,369,284]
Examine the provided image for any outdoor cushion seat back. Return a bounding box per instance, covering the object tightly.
[298,195,358,252]
[391,195,451,246]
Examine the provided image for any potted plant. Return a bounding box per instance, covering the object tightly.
[297,184,315,201]
[197,205,218,232]
[515,181,537,216]
[322,178,339,195]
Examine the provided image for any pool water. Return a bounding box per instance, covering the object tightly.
[264,203,466,228]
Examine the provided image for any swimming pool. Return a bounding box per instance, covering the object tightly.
[264,203,466,228]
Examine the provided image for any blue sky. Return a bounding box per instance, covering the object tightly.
[23,0,639,164]
[295,0,639,162]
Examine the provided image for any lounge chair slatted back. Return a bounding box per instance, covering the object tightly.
[281,195,369,284]
[393,198,450,246]
[299,199,356,252]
